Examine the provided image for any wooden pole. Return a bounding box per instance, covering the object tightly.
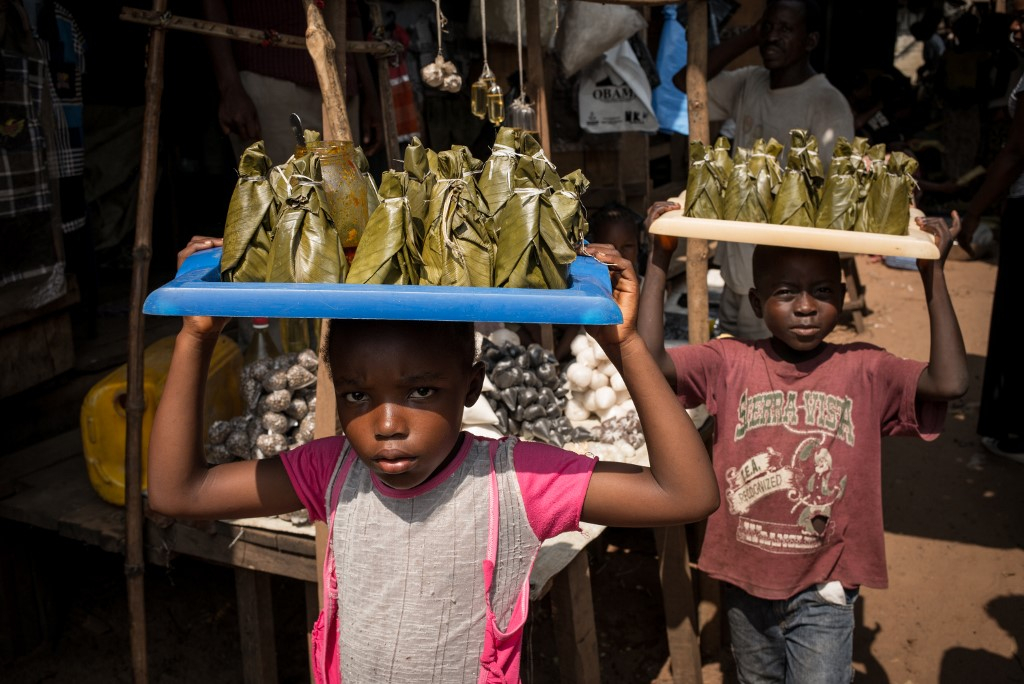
[524,0,550,152]
[651,7,713,684]
[305,1,347,669]
[368,3,401,167]
[303,0,352,142]
[686,0,711,347]
[124,1,169,682]
[118,8,398,56]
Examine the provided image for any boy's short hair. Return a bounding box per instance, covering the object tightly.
[751,245,841,289]
[765,0,823,34]
[322,319,477,372]
[588,202,643,240]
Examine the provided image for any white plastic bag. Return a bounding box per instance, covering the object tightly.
[578,40,659,134]
[558,1,646,77]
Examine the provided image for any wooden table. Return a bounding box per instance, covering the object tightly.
[0,429,609,683]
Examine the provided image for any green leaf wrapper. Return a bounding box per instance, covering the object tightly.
[421,148,496,287]
[346,171,422,285]
[724,138,782,223]
[854,150,919,235]
[266,153,347,284]
[815,136,869,230]
[403,137,438,245]
[684,137,732,219]
[220,142,276,282]
[770,129,824,227]
[493,155,578,290]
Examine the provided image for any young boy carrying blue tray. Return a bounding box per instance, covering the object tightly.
[149,236,720,684]
[638,201,969,683]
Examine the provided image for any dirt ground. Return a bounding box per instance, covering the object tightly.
[3,250,1022,684]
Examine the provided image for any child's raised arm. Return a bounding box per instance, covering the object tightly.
[580,245,719,527]
[913,213,970,401]
[636,200,683,385]
[148,236,303,520]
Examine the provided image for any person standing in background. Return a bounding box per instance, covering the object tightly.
[672,0,854,340]
[958,1,1024,464]
[201,0,382,165]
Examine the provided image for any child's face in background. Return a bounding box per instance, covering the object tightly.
[750,248,843,359]
[591,219,640,272]
[328,320,483,490]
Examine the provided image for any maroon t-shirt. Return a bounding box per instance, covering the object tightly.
[669,338,946,599]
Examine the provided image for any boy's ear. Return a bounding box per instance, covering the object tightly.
[805,30,820,53]
[748,287,765,319]
[464,361,486,407]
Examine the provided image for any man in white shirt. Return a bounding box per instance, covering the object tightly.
[673,0,854,339]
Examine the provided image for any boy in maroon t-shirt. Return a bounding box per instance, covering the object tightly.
[638,202,968,683]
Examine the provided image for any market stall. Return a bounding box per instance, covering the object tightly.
[5,1,716,681]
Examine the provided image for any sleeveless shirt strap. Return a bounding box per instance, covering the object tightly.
[324,441,355,533]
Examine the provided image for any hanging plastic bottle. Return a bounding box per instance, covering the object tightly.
[244,317,280,365]
[471,64,496,120]
[508,95,537,134]
[487,81,505,125]
[471,0,495,120]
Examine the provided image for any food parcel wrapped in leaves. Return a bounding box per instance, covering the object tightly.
[220,142,277,282]
[265,152,348,284]
[854,150,919,236]
[493,155,582,290]
[723,138,783,223]
[421,148,496,287]
[346,171,422,285]
[815,136,870,231]
[769,129,824,227]
[475,127,561,217]
[684,137,732,219]
[402,137,437,244]
[557,169,591,247]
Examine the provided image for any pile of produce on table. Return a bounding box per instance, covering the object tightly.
[219,127,590,289]
[478,328,592,447]
[561,332,645,459]
[686,129,918,236]
[205,349,320,465]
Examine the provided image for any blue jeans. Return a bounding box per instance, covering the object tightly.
[723,582,857,684]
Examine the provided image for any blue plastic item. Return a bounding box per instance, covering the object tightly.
[143,247,623,325]
[652,4,689,136]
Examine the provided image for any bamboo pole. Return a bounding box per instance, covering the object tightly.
[124,1,170,682]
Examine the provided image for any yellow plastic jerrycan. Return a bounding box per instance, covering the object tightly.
[80,335,243,505]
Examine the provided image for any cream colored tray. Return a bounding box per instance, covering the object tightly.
[649,203,940,260]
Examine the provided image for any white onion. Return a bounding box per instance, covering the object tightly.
[564,399,590,422]
[610,372,627,392]
[594,386,618,410]
[589,372,609,390]
[570,333,592,358]
[566,362,593,390]
[576,347,596,369]
[582,390,598,413]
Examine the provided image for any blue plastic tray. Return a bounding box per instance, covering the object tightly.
[143,247,623,325]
